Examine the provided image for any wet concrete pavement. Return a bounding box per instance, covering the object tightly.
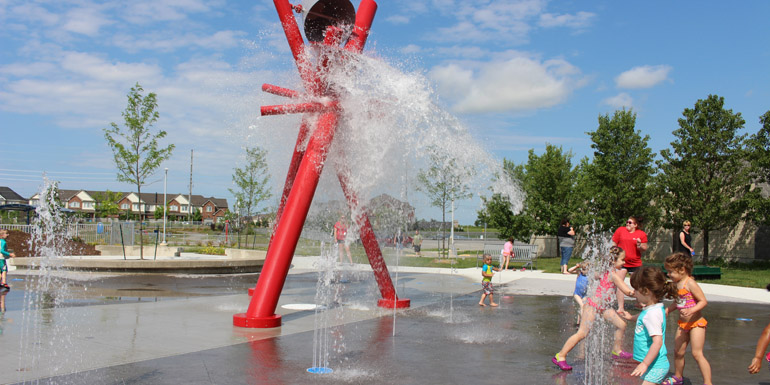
[0,259,768,384]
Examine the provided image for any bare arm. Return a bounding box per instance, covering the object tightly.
[611,271,634,297]
[680,232,693,252]
[680,279,707,317]
[749,321,770,374]
[631,335,663,376]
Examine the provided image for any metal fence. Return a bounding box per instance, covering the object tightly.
[1,222,135,246]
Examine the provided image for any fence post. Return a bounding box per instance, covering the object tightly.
[154,226,159,260]
[119,223,126,260]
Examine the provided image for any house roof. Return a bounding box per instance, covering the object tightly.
[0,186,27,202]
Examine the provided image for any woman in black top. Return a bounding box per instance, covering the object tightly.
[676,220,694,256]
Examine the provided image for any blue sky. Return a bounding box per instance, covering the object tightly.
[1,0,769,224]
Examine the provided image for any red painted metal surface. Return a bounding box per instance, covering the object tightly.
[234,0,409,329]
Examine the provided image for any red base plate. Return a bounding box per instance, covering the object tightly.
[377,298,410,309]
[233,313,282,328]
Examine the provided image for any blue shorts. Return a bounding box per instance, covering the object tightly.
[574,273,588,297]
[560,247,573,266]
[642,363,670,384]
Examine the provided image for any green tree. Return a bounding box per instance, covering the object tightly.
[153,205,167,220]
[193,208,202,222]
[228,147,272,220]
[656,95,750,264]
[104,83,175,259]
[747,111,770,225]
[417,146,474,253]
[93,190,122,218]
[578,109,657,232]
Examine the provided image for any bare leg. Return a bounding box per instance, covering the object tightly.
[503,256,510,270]
[344,244,352,263]
[558,305,597,358]
[673,327,688,378]
[689,327,712,384]
[615,268,628,312]
[573,295,584,324]
[490,294,498,307]
[479,293,487,306]
[603,309,627,353]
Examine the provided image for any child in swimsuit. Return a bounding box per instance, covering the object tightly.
[625,266,678,385]
[552,246,635,371]
[479,254,500,307]
[568,261,590,324]
[662,252,712,385]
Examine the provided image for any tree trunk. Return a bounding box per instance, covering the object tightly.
[702,230,710,265]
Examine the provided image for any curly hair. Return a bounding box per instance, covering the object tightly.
[608,245,625,262]
[664,252,693,276]
[630,266,678,302]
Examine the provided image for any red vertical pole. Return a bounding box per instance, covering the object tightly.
[234,111,339,328]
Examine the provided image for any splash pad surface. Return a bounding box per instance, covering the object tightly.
[0,264,766,384]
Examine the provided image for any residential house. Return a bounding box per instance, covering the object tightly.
[0,186,27,205]
[29,189,228,223]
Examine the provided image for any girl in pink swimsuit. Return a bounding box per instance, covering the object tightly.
[552,246,636,371]
[662,252,712,385]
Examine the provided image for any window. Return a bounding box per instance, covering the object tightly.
[181,205,188,212]
[121,203,130,210]
[133,203,140,211]
[206,206,213,212]
[69,201,80,208]
[83,202,94,209]
[170,205,179,212]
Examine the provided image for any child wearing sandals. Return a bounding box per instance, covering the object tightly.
[624,266,678,385]
[479,254,500,307]
[552,246,635,370]
[661,252,712,385]
[747,283,770,375]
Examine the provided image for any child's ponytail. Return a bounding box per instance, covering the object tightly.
[630,266,679,302]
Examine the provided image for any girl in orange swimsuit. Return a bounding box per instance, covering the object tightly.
[662,252,713,385]
[552,246,635,371]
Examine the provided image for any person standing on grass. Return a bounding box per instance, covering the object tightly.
[675,221,695,257]
[501,237,514,270]
[558,219,576,274]
[412,230,423,257]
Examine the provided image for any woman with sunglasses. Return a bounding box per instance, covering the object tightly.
[612,216,648,314]
[675,220,695,256]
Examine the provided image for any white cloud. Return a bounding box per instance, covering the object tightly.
[538,11,595,28]
[62,6,112,36]
[400,44,421,54]
[386,15,410,25]
[615,65,672,89]
[112,30,243,53]
[602,92,633,109]
[121,0,212,24]
[429,53,584,113]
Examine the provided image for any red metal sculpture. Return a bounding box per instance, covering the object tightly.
[234,0,410,329]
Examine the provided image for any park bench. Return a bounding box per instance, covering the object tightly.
[477,244,539,270]
[644,262,722,279]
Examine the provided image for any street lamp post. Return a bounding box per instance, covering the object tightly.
[163,168,168,245]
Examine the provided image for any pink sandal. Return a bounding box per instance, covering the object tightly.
[661,375,682,385]
[551,354,572,371]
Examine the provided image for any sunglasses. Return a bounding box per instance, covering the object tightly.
[626,221,635,225]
